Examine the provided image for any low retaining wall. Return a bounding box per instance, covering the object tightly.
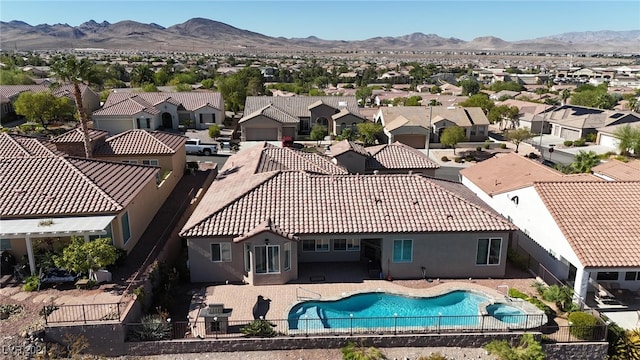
[543,342,609,360]
[45,322,127,356]
[126,333,526,356]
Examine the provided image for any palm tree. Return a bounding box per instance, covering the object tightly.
[51,55,95,158]
[570,150,601,173]
[561,89,571,105]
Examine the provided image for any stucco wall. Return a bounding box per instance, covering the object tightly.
[188,238,245,283]
[333,152,367,174]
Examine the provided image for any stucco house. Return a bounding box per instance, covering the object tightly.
[591,159,640,181]
[239,96,364,141]
[0,133,167,276]
[330,140,439,175]
[547,105,640,141]
[180,143,516,285]
[497,99,555,134]
[93,92,224,134]
[374,106,489,149]
[460,153,640,301]
[596,122,640,152]
[0,84,100,123]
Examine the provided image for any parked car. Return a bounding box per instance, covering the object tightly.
[185,139,218,155]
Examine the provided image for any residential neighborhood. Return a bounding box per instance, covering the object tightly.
[0,13,640,359]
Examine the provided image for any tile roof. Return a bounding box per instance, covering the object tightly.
[377,106,489,129]
[592,159,640,181]
[0,84,91,100]
[547,105,638,129]
[181,171,515,238]
[460,152,602,196]
[93,129,187,156]
[366,142,439,170]
[0,156,158,217]
[534,181,640,268]
[240,104,300,124]
[0,133,61,158]
[243,96,360,119]
[255,143,347,174]
[330,140,369,157]
[94,92,223,117]
[51,128,109,143]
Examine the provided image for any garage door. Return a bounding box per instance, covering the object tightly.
[560,128,580,141]
[599,134,619,149]
[394,134,427,149]
[245,128,278,141]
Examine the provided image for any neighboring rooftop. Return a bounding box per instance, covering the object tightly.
[366,142,439,171]
[534,181,640,268]
[0,133,60,158]
[460,152,602,195]
[94,91,223,116]
[243,96,360,118]
[94,129,187,156]
[592,159,640,181]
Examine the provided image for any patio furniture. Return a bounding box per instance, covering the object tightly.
[38,268,80,290]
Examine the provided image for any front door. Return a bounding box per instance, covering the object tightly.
[162,113,173,129]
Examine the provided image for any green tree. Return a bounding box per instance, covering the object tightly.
[173,83,192,92]
[484,334,544,360]
[201,78,216,89]
[50,55,96,158]
[13,91,75,130]
[569,150,601,173]
[561,89,571,104]
[488,105,520,129]
[355,86,373,106]
[489,81,525,92]
[427,99,442,106]
[505,128,534,153]
[440,126,466,154]
[571,89,616,109]
[613,124,640,156]
[310,125,328,145]
[54,237,118,277]
[430,85,442,94]
[336,127,357,141]
[405,95,422,106]
[458,78,480,96]
[130,64,155,87]
[356,122,383,146]
[0,68,35,85]
[208,124,221,139]
[458,93,495,114]
[140,83,159,92]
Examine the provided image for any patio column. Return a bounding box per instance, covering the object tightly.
[25,236,36,276]
[573,267,590,302]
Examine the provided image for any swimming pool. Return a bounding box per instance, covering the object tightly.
[287,290,542,332]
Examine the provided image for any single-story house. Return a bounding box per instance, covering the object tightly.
[596,122,640,152]
[180,144,516,285]
[460,153,640,300]
[330,140,439,175]
[93,92,224,134]
[498,99,555,134]
[547,105,640,141]
[239,96,364,141]
[0,84,100,122]
[0,132,181,275]
[374,106,489,148]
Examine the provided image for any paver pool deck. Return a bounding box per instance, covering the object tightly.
[189,279,512,324]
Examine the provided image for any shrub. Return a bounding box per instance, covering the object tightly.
[531,281,546,296]
[22,275,40,292]
[564,140,574,147]
[483,143,491,149]
[542,285,575,312]
[454,157,463,163]
[508,288,528,299]
[208,124,221,139]
[0,304,23,320]
[441,156,450,162]
[585,133,597,142]
[476,146,482,152]
[130,314,172,341]
[484,334,544,360]
[527,152,539,159]
[573,138,586,146]
[240,319,277,337]
[500,143,507,149]
[341,342,384,360]
[568,311,599,340]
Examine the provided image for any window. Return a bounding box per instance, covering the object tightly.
[121,212,131,244]
[393,240,412,263]
[199,114,204,123]
[476,238,502,265]
[315,239,329,252]
[596,272,619,281]
[302,240,315,252]
[302,239,328,252]
[244,244,251,272]
[335,239,360,251]
[211,243,232,262]
[255,245,279,274]
[122,160,138,165]
[142,159,159,166]
[89,223,113,243]
[625,272,638,281]
[0,239,11,250]
[284,243,291,271]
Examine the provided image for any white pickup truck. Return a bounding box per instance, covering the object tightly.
[185,139,218,155]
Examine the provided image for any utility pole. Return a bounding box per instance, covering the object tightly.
[426,104,432,158]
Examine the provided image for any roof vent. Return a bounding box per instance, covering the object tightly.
[338,101,347,107]
[447,106,456,110]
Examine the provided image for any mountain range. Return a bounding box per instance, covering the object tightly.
[1,17,638,53]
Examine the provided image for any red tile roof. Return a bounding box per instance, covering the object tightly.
[1,156,158,217]
[94,129,187,155]
[96,92,223,117]
[592,159,640,181]
[534,181,640,268]
[51,128,109,144]
[253,143,347,174]
[0,133,60,158]
[366,142,439,170]
[460,152,602,195]
[331,140,369,157]
[181,171,515,238]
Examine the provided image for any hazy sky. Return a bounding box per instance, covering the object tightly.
[1,1,638,41]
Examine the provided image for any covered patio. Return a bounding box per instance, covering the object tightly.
[0,215,114,276]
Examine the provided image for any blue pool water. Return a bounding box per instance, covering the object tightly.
[288,290,527,330]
